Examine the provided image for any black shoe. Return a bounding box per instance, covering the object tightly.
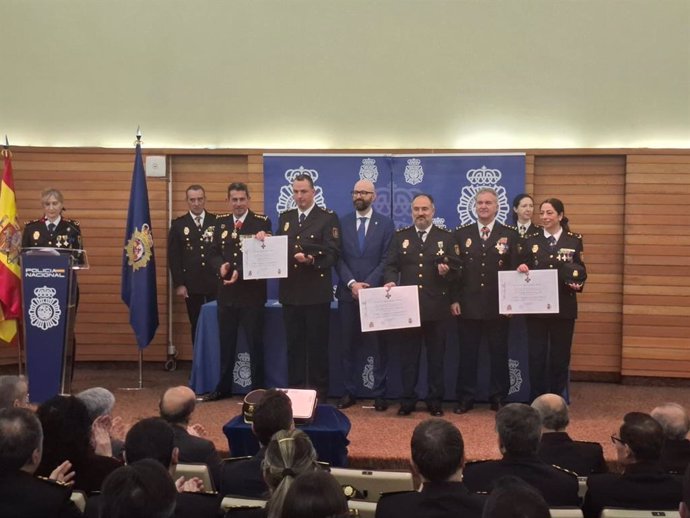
[428,403,444,417]
[202,391,229,402]
[336,394,356,409]
[453,400,474,414]
[374,398,388,412]
[397,402,416,416]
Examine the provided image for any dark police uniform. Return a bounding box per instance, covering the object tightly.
[208,210,272,394]
[375,481,485,518]
[277,205,340,398]
[383,224,460,412]
[583,462,683,518]
[463,454,580,507]
[659,438,690,475]
[0,471,82,518]
[168,211,218,342]
[519,229,585,400]
[219,450,268,498]
[452,221,519,408]
[538,431,607,475]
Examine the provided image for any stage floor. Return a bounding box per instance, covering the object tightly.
[18,362,690,470]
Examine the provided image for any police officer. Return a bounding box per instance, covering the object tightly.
[168,185,217,343]
[278,173,340,400]
[22,187,83,254]
[383,193,460,417]
[204,182,271,401]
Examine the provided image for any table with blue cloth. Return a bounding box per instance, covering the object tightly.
[222,404,351,467]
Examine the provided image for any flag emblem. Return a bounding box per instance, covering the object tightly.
[124,224,154,271]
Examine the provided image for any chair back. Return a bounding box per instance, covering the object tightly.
[329,467,414,502]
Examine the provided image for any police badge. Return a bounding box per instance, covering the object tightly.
[495,237,509,255]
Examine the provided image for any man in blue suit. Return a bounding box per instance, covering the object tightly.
[335,179,395,411]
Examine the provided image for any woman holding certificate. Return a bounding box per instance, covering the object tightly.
[516,198,586,401]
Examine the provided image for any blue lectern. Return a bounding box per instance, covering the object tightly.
[21,247,85,403]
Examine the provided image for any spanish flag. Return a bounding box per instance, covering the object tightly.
[0,149,21,342]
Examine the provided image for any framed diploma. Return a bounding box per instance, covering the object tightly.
[498,270,560,314]
[241,235,288,279]
[358,285,421,332]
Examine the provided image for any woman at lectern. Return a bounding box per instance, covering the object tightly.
[517,198,586,402]
[21,187,82,252]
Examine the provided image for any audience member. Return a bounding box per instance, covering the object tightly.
[463,403,579,506]
[99,459,178,518]
[583,412,683,518]
[531,393,607,475]
[281,470,349,518]
[651,402,690,474]
[35,395,121,493]
[160,386,223,486]
[482,476,550,518]
[84,417,222,518]
[220,388,294,497]
[376,418,485,518]
[0,407,81,518]
[0,374,29,409]
[77,386,125,459]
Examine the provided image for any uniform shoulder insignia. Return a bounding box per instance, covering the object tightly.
[396,225,413,232]
[505,224,518,231]
[567,231,583,239]
[36,475,70,487]
[280,208,297,215]
[64,218,80,226]
[551,464,579,477]
[216,213,232,219]
[254,213,268,220]
[458,222,473,230]
[319,206,334,214]
[378,490,415,499]
[24,218,41,225]
[436,226,451,233]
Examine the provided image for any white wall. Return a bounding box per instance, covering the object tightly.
[1,0,688,149]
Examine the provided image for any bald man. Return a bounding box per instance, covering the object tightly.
[334,179,395,411]
[159,386,222,487]
[651,403,690,474]
[531,393,606,475]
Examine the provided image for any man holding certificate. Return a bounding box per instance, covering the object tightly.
[278,173,341,401]
[203,182,272,401]
[383,193,460,417]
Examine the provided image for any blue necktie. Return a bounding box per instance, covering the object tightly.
[299,213,306,224]
[48,223,56,233]
[548,235,557,247]
[357,217,367,251]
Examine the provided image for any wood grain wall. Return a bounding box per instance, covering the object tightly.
[1,148,689,381]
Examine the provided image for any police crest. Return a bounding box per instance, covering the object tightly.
[233,352,252,388]
[362,356,375,390]
[508,358,523,395]
[359,158,379,183]
[124,224,154,272]
[404,158,424,185]
[28,286,62,331]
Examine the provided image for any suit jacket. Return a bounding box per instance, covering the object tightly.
[375,480,485,518]
[518,230,585,319]
[383,225,460,322]
[583,462,683,518]
[168,212,218,295]
[277,206,341,305]
[452,222,519,319]
[335,210,395,302]
[0,470,81,518]
[463,453,580,507]
[172,424,223,489]
[538,432,607,475]
[219,450,268,498]
[84,489,223,518]
[659,438,690,474]
[208,211,272,307]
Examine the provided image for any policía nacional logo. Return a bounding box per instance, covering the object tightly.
[403,158,424,185]
[28,286,62,331]
[359,158,379,183]
[508,358,523,395]
[276,166,327,213]
[233,352,252,388]
[362,356,375,390]
[124,224,154,272]
[456,165,510,226]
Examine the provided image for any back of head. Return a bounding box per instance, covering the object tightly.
[263,429,319,518]
[159,386,195,425]
[76,387,116,422]
[125,417,175,467]
[281,470,349,518]
[620,411,664,462]
[496,404,542,456]
[0,407,43,472]
[36,395,92,466]
[651,403,690,441]
[531,394,569,431]
[100,459,177,518]
[253,389,294,446]
[411,418,464,482]
[0,375,28,409]
[483,476,550,518]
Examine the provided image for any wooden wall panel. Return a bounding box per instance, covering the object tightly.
[533,156,626,373]
[622,154,690,377]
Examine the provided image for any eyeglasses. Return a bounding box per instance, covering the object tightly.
[351,190,374,197]
[610,434,625,445]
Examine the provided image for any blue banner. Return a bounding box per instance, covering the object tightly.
[121,143,159,349]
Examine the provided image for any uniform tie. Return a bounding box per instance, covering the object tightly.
[48,223,56,233]
[481,226,490,241]
[519,225,526,236]
[234,219,242,230]
[357,217,367,250]
[299,213,306,224]
[417,229,426,242]
[548,235,557,247]
[194,215,202,229]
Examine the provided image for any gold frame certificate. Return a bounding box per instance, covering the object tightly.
[358,285,421,332]
[498,270,560,314]
[241,235,288,280]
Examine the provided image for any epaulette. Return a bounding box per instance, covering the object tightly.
[24,218,42,225]
[180,490,219,496]
[280,208,297,215]
[397,225,413,232]
[36,475,70,488]
[567,231,583,239]
[63,218,80,226]
[254,213,269,220]
[222,455,253,463]
[454,222,473,230]
[504,224,518,231]
[215,213,232,218]
[317,206,335,214]
[434,225,451,233]
[551,464,579,477]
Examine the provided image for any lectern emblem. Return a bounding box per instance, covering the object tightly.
[233,352,252,388]
[28,286,62,331]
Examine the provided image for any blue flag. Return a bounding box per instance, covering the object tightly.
[121,142,159,349]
